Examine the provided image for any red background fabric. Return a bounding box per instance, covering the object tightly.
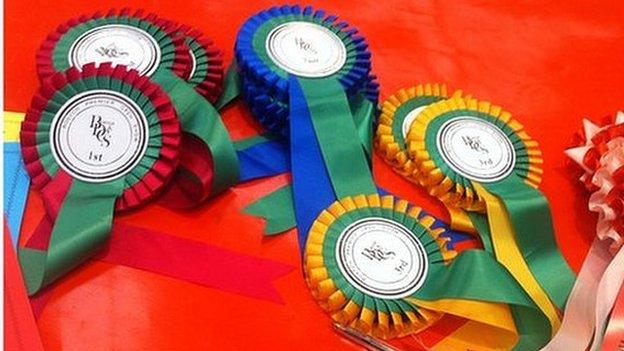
[6,1,624,350]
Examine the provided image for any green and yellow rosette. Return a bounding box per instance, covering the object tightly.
[304,194,557,350]
[405,97,576,335]
[376,83,462,180]
[376,84,477,234]
[304,194,454,339]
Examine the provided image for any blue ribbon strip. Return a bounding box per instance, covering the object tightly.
[4,143,30,247]
[236,139,289,182]
[289,77,337,252]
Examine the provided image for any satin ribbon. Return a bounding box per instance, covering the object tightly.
[151,68,239,207]
[601,283,624,351]
[4,112,29,247]
[25,220,294,304]
[546,116,624,351]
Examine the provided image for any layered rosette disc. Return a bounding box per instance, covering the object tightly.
[36,8,191,81]
[19,63,181,294]
[22,62,181,210]
[176,25,225,103]
[304,194,455,339]
[405,97,542,212]
[235,5,377,137]
[376,84,463,181]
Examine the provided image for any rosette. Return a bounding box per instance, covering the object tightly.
[36,9,239,207]
[234,5,377,140]
[176,25,224,103]
[375,84,477,234]
[19,63,181,294]
[304,194,554,349]
[545,114,624,351]
[405,97,576,336]
[376,84,461,180]
[304,194,454,338]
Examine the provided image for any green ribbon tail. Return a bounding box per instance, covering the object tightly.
[350,92,375,161]
[298,77,377,198]
[485,178,576,309]
[233,133,278,151]
[467,212,494,254]
[239,82,376,236]
[215,60,241,110]
[153,69,239,195]
[414,249,552,350]
[18,179,123,295]
[244,185,296,235]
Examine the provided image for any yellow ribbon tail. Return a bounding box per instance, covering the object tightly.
[472,182,561,335]
[407,298,518,351]
[446,205,477,234]
[4,111,25,142]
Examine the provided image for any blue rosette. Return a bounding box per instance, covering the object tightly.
[235,5,377,137]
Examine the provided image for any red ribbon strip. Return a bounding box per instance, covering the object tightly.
[96,223,294,303]
[4,222,45,351]
[24,219,294,307]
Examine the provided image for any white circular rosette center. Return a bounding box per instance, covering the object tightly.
[69,24,162,76]
[336,217,429,299]
[266,21,347,78]
[50,89,149,183]
[437,116,516,183]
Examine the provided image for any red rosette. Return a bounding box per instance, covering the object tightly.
[20,62,182,211]
[36,8,192,82]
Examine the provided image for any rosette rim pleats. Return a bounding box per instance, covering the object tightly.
[36,8,192,81]
[174,24,225,103]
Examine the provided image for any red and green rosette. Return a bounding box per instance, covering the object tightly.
[36,9,239,208]
[36,8,191,80]
[19,63,181,294]
[175,24,225,103]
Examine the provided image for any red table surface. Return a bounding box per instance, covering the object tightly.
[5,1,624,350]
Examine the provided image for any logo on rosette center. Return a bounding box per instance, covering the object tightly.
[336,217,429,299]
[266,21,347,78]
[68,24,162,76]
[50,90,149,183]
[437,116,516,183]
